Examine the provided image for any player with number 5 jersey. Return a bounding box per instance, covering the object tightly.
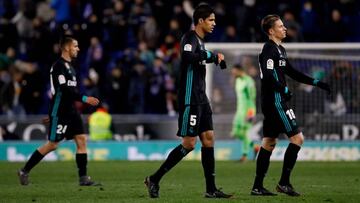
[144,4,232,199]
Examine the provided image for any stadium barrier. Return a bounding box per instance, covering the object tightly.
[1,114,359,141]
[1,140,359,161]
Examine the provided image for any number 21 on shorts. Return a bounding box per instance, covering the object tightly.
[57,124,68,134]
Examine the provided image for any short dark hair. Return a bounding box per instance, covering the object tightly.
[60,35,75,50]
[232,64,243,71]
[261,14,281,35]
[193,4,214,26]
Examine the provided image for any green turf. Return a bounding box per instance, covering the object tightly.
[1,161,359,202]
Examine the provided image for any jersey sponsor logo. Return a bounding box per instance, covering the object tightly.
[184,44,192,52]
[279,59,286,66]
[58,75,66,84]
[67,80,77,86]
[266,59,274,69]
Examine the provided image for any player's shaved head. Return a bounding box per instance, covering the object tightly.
[261,14,281,35]
[60,35,76,51]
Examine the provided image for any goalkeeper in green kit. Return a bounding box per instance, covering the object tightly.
[231,64,257,162]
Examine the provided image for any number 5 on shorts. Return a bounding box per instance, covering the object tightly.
[190,115,197,126]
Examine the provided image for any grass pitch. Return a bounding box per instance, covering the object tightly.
[1,161,359,203]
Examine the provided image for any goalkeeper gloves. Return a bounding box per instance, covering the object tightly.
[316,81,332,95]
[246,108,255,122]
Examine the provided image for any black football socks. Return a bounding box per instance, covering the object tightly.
[279,143,301,186]
[76,153,88,177]
[23,150,44,173]
[201,147,216,193]
[150,144,191,184]
[253,147,272,189]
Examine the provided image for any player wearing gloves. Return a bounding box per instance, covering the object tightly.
[251,14,331,197]
[144,4,232,199]
[231,64,257,162]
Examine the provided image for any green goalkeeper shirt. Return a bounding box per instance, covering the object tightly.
[234,74,256,119]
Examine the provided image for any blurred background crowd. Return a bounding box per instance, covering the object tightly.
[0,0,359,117]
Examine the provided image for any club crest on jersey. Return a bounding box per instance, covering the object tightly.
[65,62,70,69]
[266,59,274,69]
[279,59,286,66]
[184,44,192,52]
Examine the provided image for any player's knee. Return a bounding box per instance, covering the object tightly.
[262,143,276,152]
[76,134,87,142]
[262,138,277,151]
[182,138,196,150]
[262,141,277,151]
[182,143,195,151]
[46,142,58,151]
[290,132,304,146]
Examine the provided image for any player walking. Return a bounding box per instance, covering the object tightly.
[251,14,331,196]
[144,4,232,199]
[18,36,100,186]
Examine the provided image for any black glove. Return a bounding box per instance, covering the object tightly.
[317,81,332,95]
[219,60,227,69]
[202,50,219,65]
[283,87,292,101]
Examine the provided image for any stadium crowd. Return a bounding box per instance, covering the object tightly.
[0,0,359,116]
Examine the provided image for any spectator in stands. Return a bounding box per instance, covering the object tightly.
[0,65,26,118]
[104,0,129,51]
[138,16,159,50]
[107,62,130,114]
[138,41,155,69]
[220,25,240,42]
[324,9,347,42]
[128,61,147,113]
[0,0,359,115]
[50,0,71,25]
[17,61,44,114]
[300,1,319,42]
[282,10,303,42]
[146,57,174,114]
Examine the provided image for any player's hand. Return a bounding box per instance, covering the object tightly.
[219,60,227,69]
[217,53,224,64]
[86,96,100,106]
[246,109,255,122]
[317,81,332,95]
[283,87,292,101]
